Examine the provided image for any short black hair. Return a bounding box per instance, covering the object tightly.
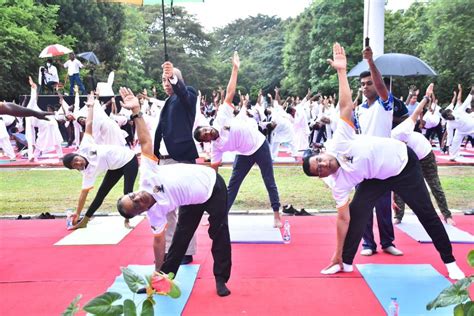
[441,109,453,120]
[302,153,317,177]
[117,196,134,219]
[62,153,79,169]
[193,126,205,142]
[232,94,240,106]
[47,58,53,64]
[359,71,371,81]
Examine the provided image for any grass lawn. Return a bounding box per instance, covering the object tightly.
[0,166,473,216]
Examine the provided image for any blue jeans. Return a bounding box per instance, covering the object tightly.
[227,141,280,212]
[361,190,395,251]
[69,73,85,95]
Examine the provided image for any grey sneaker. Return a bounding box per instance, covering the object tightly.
[383,246,403,256]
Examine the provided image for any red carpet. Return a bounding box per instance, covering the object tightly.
[0,215,473,316]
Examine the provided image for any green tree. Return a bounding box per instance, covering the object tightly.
[39,0,126,86]
[212,14,286,99]
[0,0,71,99]
[421,0,473,103]
[114,5,153,92]
[140,5,216,97]
[282,0,364,97]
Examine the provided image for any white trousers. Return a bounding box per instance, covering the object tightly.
[0,137,15,159]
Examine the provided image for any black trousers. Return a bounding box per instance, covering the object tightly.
[162,174,232,283]
[342,147,455,264]
[425,121,443,144]
[85,155,139,217]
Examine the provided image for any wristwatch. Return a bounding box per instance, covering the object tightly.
[130,112,143,120]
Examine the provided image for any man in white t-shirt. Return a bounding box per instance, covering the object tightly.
[193,52,283,228]
[62,93,138,230]
[63,53,85,95]
[442,86,474,161]
[302,43,464,280]
[355,46,402,258]
[117,87,232,297]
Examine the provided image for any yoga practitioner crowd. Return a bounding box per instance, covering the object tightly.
[1,41,472,297]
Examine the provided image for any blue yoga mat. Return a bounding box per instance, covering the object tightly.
[106,264,199,315]
[397,215,474,244]
[357,264,453,316]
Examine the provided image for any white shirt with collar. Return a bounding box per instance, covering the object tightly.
[140,155,216,234]
[64,58,83,76]
[323,118,408,208]
[211,102,265,163]
[78,133,135,189]
[391,118,431,160]
[358,93,394,137]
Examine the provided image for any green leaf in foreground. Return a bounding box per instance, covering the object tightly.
[467,250,474,268]
[168,282,181,299]
[140,299,154,316]
[123,299,137,316]
[427,277,473,310]
[61,294,82,316]
[122,267,146,293]
[83,292,123,315]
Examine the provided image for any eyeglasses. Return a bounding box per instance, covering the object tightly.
[360,81,373,87]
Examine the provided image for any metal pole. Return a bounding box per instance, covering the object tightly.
[161,0,169,61]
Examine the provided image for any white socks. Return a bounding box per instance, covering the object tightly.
[446,262,465,280]
[320,263,353,275]
[343,263,353,272]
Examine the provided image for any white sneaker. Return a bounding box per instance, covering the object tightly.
[360,249,374,256]
[320,263,353,275]
[383,246,403,256]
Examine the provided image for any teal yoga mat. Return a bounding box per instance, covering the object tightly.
[357,264,453,315]
[106,264,200,315]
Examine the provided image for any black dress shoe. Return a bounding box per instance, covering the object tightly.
[181,255,193,265]
[295,208,312,216]
[283,204,298,215]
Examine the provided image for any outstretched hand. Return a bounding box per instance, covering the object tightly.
[232,51,240,69]
[327,42,347,71]
[28,76,37,90]
[425,83,434,97]
[119,87,140,111]
[85,91,95,107]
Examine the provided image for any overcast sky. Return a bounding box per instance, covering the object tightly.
[180,0,416,31]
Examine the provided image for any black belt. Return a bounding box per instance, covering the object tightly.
[159,154,172,160]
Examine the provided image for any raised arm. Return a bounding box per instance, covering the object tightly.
[450,90,457,107]
[363,46,389,101]
[162,61,196,109]
[456,84,462,106]
[410,83,434,123]
[120,87,153,157]
[327,43,352,123]
[274,87,282,106]
[223,52,240,106]
[84,92,95,135]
